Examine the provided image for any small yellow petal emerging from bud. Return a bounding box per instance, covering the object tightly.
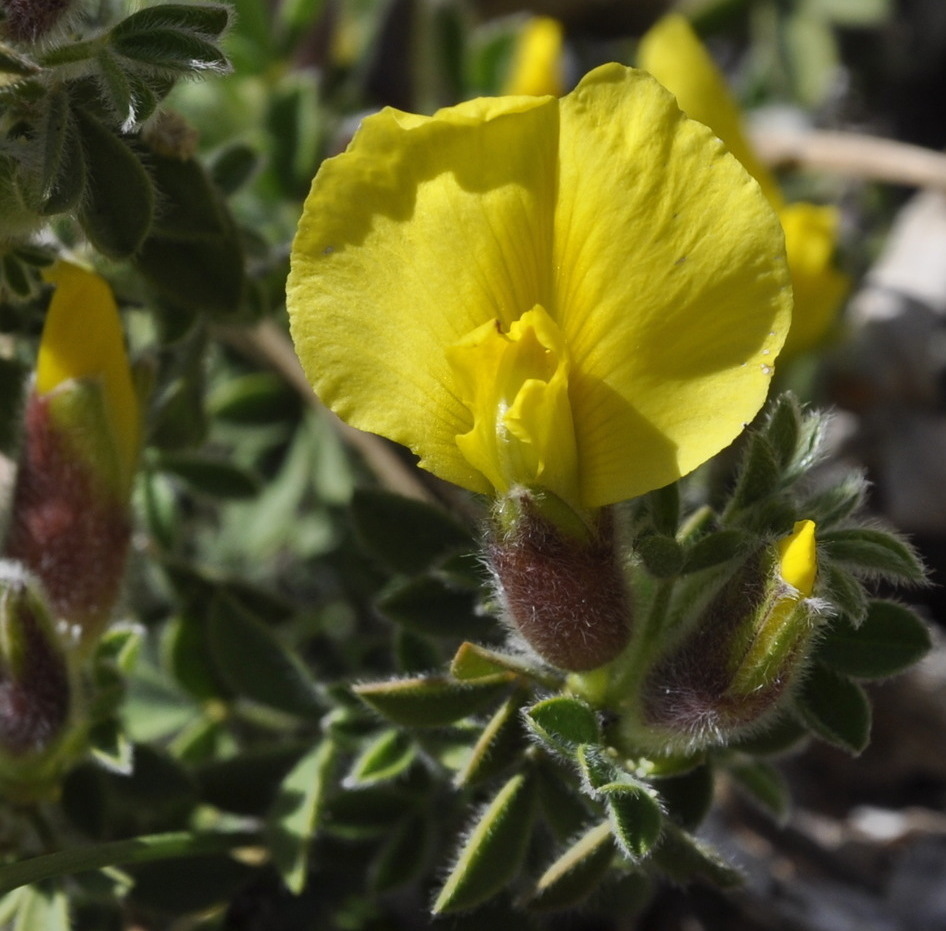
[36,263,140,487]
[778,519,817,598]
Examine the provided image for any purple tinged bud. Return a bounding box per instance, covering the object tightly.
[0,564,78,796]
[486,490,632,671]
[1,0,74,42]
[635,521,821,751]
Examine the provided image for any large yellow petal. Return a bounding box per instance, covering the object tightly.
[638,14,783,208]
[288,95,560,494]
[780,203,849,358]
[556,64,792,507]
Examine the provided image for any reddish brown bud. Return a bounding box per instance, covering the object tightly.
[0,567,73,759]
[4,392,131,646]
[487,494,632,671]
[1,0,73,42]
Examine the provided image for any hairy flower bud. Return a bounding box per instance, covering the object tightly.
[3,264,139,651]
[632,520,821,751]
[0,564,78,797]
[486,490,632,671]
[1,0,75,42]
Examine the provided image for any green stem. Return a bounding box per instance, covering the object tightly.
[607,577,675,704]
[0,830,262,895]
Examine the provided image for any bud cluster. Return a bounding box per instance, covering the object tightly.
[0,264,139,794]
[480,395,927,755]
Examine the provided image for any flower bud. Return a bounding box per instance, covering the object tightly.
[486,489,632,671]
[0,564,79,798]
[3,264,140,651]
[634,520,820,751]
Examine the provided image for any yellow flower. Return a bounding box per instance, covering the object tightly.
[288,63,792,516]
[502,17,565,97]
[639,14,849,357]
[36,262,140,496]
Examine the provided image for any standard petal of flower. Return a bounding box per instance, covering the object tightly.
[555,64,792,507]
[288,95,560,494]
[36,263,139,486]
[638,14,783,208]
[780,203,849,358]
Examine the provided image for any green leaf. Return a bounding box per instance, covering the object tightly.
[352,488,473,575]
[601,784,663,862]
[525,697,601,755]
[112,28,230,73]
[0,42,40,76]
[345,730,415,788]
[646,483,679,536]
[36,88,85,215]
[112,2,231,39]
[636,534,684,578]
[524,821,615,911]
[795,664,872,755]
[682,529,751,573]
[451,641,552,683]
[728,760,790,823]
[268,739,336,894]
[369,814,433,893]
[197,745,308,816]
[206,596,321,718]
[728,434,781,513]
[817,600,931,679]
[651,823,741,887]
[378,575,491,640]
[455,694,526,788]
[433,773,535,914]
[209,372,298,424]
[73,107,153,258]
[654,763,714,831]
[209,142,259,195]
[800,472,868,529]
[133,153,244,315]
[157,451,261,499]
[95,50,137,130]
[820,560,869,625]
[819,527,926,585]
[354,675,512,728]
[575,744,620,794]
[764,394,802,470]
[730,714,807,756]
